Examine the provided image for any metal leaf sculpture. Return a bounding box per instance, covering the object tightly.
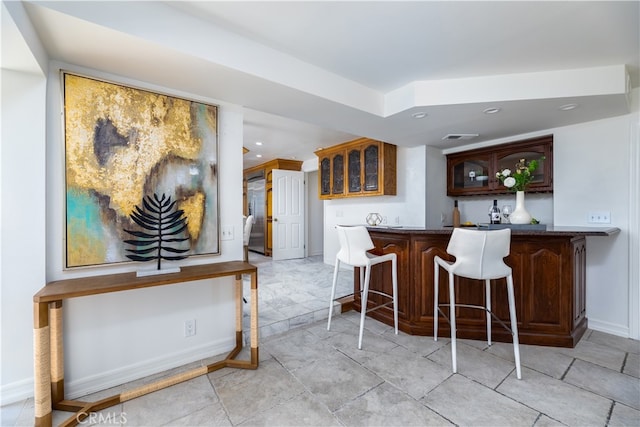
[123,193,190,270]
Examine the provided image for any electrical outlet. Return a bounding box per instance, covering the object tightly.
[184,319,196,337]
[587,211,611,224]
[221,226,234,240]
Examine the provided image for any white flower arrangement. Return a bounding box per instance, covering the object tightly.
[496,157,544,192]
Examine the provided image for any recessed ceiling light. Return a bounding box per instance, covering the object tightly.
[411,112,427,119]
[255,141,263,145]
[558,103,578,111]
[483,107,501,114]
[256,154,262,158]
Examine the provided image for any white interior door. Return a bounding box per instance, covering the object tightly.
[272,169,305,260]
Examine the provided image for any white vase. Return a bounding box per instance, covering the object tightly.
[509,191,532,224]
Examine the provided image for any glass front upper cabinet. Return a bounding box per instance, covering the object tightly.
[332,153,344,195]
[447,135,553,196]
[315,138,396,199]
[449,154,492,194]
[348,148,361,193]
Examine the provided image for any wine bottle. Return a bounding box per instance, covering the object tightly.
[452,200,461,228]
[490,199,501,224]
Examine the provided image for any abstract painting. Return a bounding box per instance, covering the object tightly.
[63,72,219,268]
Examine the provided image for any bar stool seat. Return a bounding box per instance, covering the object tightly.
[327,225,398,349]
[434,228,522,379]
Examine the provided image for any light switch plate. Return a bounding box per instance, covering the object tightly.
[587,211,611,224]
[221,226,234,240]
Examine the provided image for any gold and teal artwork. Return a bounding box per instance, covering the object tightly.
[64,72,219,268]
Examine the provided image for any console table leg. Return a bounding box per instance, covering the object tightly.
[50,301,65,405]
[235,275,243,337]
[250,272,259,363]
[33,302,52,427]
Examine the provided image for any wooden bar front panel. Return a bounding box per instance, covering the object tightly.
[358,230,588,347]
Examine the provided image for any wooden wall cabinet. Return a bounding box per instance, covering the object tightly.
[243,159,302,256]
[316,138,396,199]
[447,135,553,196]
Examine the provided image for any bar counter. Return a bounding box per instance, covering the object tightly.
[354,225,619,347]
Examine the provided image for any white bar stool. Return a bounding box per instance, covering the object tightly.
[243,215,253,262]
[327,225,398,349]
[434,228,522,379]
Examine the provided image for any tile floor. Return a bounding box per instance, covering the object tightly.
[3,254,639,426]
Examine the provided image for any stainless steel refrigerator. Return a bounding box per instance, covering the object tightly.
[247,178,266,254]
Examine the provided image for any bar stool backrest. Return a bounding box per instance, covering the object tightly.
[446,228,511,280]
[243,215,254,246]
[336,225,375,267]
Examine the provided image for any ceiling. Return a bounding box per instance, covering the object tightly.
[4,1,639,169]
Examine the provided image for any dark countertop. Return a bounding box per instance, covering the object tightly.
[365,225,620,237]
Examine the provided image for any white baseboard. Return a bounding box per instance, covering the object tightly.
[0,337,235,406]
[588,318,630,338]
[0,377,33,406]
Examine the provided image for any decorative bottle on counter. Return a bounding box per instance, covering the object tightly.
[490,199,501,224]
[452,200,461,228]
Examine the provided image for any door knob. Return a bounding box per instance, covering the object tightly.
[273,218,278,222]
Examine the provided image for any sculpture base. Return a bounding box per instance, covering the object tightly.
[136,266,181,277]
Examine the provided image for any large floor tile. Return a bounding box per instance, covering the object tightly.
[624,352,639,378]
[563,359,640,410]
[262,329,334,371]
[486,341,574,379]
[292,351,384,412]
[162,402,231,426]
[533,414,565,426]
[381,327,449,357]
[423,375,539,426]
[122,375,217,426]
[587,330,640,354]
[608,401,640,427]
[322,323,399,365]
[427,341,515,387]
[0,399,25,426]
[497,367,612,426]
[210,358,305,425]
[335,382,453,426]
[558,339,627,371]
[239,391,341,426]
[363,345,452,399]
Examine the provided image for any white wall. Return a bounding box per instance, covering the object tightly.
[1,69,47,404]
[306,170,324,256]
[323,145,426,263]
[1,61,246,404]
[554,115,634,336]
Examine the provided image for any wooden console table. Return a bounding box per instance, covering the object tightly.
[33,261,258,427]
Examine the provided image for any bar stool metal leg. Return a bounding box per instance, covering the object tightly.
[434,258,439,341]
[485,279,492,346]
[327,259,340,330]
[358,266,372,350]
[507,274,522,379]
[448,271,457,373]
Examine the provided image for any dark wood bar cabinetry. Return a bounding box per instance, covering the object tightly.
[353,226,619,347]
[446,135,553,196]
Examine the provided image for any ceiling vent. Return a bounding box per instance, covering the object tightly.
[442,133,479,141]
